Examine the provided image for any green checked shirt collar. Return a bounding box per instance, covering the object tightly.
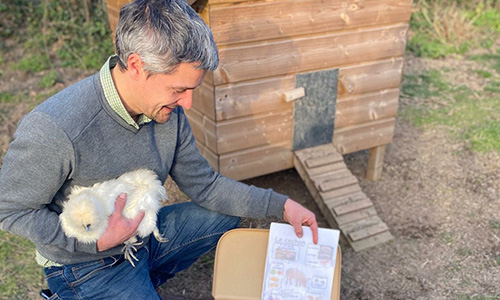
[99,55,152,129]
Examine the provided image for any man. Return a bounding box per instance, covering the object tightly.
[0,0,318,299]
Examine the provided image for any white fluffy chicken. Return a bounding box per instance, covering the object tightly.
[60,169,168,266]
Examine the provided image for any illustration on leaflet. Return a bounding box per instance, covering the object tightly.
[262,223,340,300]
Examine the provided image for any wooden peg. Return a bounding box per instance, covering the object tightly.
[282,87,305,102]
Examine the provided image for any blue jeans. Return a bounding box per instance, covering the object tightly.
[43,202,240,300]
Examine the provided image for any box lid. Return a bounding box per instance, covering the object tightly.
[212,228,341,300]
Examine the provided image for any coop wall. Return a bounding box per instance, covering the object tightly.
[105,0,412,180]
[187,0,412,180]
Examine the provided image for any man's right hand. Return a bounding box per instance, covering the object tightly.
[96,193,145,252]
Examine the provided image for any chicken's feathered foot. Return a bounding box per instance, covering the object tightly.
[122,230,168,267]
[153,228,168,243]
[122,238,143,267]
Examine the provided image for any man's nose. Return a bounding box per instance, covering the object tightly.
[177,90,193,110]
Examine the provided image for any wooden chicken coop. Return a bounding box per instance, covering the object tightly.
[106,0,413,251]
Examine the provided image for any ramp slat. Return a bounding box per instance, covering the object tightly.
[348,222,389,242]
[334,198,373,216]
[334,207,378,225]
[305,152,343,168]
[319,176,358,192]
[294,143,393,251]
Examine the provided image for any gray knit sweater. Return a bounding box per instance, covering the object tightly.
[0,72,288,265]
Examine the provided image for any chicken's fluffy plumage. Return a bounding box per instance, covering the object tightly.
[60,169,168,265]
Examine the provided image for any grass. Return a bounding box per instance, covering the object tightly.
[0,231,44,299]
[408,0,500,59]
[0,0,499,299]
[401,66,500,154]
[0,92,18,104]
[13,54,51,73]
[457,296,500,300]
[39,70,59,88]
[1,0,113,73]
[439,230,455,244]
[490,220,500,230]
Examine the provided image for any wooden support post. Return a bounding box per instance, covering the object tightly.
[366,145,386,181]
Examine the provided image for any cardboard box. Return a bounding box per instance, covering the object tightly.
[212,228,341,300]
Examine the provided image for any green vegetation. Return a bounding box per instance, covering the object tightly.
[408,0,500,58]
[14,53,51,73]
[457,296,500,300]
[0,92,17,104]
[457,246,473,256]
[439,230,455,244]
[401,67,500,153]
[403,6,500,154]
[0,0,499,299]
[0,2,113,296]
[1,0,114,72]
[0,231,43,299]
[39,70,59,88]
[490,220,500,230]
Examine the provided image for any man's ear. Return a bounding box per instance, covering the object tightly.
[127,53,145,80]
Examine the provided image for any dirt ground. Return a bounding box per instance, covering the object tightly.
[1,50,499,299]
[159,56,500,300]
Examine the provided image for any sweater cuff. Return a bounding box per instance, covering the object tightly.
[266,191,289,219]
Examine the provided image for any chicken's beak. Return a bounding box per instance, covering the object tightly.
[84,224,90,232]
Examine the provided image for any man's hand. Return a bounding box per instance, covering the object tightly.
[283,198,318,244]
[97,193,145,252]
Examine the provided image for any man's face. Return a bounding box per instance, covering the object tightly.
[135,62,206,123]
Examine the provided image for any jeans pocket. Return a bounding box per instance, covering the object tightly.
[69,256,119,287]
[44,266,63,279]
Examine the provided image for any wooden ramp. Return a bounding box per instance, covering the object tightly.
[294,143,393,251]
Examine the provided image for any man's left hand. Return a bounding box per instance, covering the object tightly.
[282,198,318,244]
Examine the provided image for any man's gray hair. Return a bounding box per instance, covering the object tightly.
[115,0,219,75]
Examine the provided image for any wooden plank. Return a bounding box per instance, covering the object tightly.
[320,184,361,201]
[294,143,342,162]
[310,169,353,185]
[366,145,386,181]
[219,141,293,180]
[216,108,293,154]
[324,191,367,208]
[214,24,409,84]
[105,0,128,39]
[310,169,356,191]
[335,207,378,225]
[337,57,404,96]
[339,215,382,233]
[333,118,395,154]
[305,161,347,177]
[283,87,305,103]
[214,75,294,121]
[294,154,340,230]
[209,0,413,45]
[319,176,359,193]
[185,108,218,153]
[305,152,344,168]
[349,222,389,242]
[192,81,216,120]
[335,89,399,129]
[293,146,393,251]
[351,230,393,251]
[333,198,373,216]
